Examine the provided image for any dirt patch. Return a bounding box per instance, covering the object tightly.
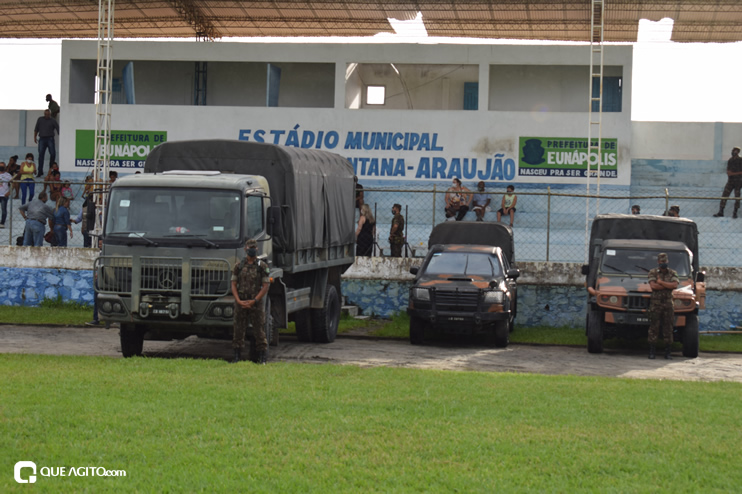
[2,324,742,383]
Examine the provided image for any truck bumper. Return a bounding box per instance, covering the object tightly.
[407,307,510,334]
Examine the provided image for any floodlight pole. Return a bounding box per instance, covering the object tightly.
[93,0,114,238]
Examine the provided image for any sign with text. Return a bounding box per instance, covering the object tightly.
[518,137,619,178]
[74,130,167,169]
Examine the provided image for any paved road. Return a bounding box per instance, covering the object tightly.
[2,325,742,382]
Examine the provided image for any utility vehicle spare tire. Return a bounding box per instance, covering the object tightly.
[120,324,144,358]
[587,310,604,354]
[409,316,425,345]
[311,285,340,343]
[682,313,699,359]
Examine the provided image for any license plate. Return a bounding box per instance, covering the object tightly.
[152,308,170,315]
[635,317,648,323]
[448,317,465,321]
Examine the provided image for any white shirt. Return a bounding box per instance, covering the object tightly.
[0,171,12,197]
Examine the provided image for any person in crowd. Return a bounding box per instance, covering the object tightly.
[82,175,94,200]
[53,196,73,247]
[7,155,20,199]
[496,185,518,227]
[33,109,60,178]
[647,252,678,360]
[231,239,270,364]
[631,204,641,215]
[444,177,470,221]
[61,180,74,200]
[713,146,742,219]
[666,205,680,217]
[470,181,491,221]
[18,153,36,205]
[48,170,63,202]
[389,203,405,257]
[46,93,60,120]
[355,175,364,210]
[18,191,54,246]
[109,170,118,184]
[0,161,11,228]
[42,162,60,194]
[355,203,376,257]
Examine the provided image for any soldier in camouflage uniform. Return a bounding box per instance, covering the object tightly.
[389,203,405,257]
[231,239,271,364]
[647,252,679,360]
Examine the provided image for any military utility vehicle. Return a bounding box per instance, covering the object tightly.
[407,222,519,347]
[582,214,705,358]
[95,140,355,358]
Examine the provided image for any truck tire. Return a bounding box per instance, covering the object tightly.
[409,316,426,345]
[682,313,699,359]
[294,309,312,342]
[487,321,509,348]
[587,310,604,354]
[120,324,144,358]
[311,284,340,343]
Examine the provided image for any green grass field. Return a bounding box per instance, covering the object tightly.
[2,354,741,492]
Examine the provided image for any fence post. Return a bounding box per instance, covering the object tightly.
[546,186,551,262]
[7,194,13,245]
[665,188,669,214]
[432,184,437,228]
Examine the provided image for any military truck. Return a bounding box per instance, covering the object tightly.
[407,222,519,347]
[582,214,706,358]
[94,140,356,358]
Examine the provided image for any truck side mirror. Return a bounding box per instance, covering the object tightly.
[507,268,520,279]
[267,206,281,236]
[581,264,589,275]
[409,266,419,275]
[695,271,705,283]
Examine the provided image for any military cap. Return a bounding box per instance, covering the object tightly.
[657,253,669,263]
[246,239,258,248]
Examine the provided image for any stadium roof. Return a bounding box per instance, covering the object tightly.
[0,0,740,43]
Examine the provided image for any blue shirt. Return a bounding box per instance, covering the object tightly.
[53,206,71,227]
[472,192,489,206]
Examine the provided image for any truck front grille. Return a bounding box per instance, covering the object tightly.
[626,295,649,310]
[434,291,479,312]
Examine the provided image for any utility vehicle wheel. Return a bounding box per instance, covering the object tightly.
[294,309,312,342]
[409,316,426,345]
[587,310,604,354]
[311,285,340,343]
[682,313,699,359]
[120,324,144,358]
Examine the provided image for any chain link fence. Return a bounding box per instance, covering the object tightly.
[2,180,740,267]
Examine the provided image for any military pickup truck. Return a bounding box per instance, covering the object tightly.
[582,214,705,358]
[95,140,356,359]
[407,222,519,347]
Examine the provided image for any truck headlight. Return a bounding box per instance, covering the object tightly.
[413,288,430,301]
[483,291,504,304]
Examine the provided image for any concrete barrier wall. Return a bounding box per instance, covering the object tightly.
[2,247,740,331]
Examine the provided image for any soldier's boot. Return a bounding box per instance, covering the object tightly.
[664,346,673,360]
[734,209,739,219]
[255,351,267,365]
[648,345,656,360]
[231,348,241,363]
[713,210,724,217]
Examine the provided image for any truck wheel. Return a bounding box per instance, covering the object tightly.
[409,316,426,345]
[682,313,699,358]
[488,321,509,348]
[311,285,340,343]
[587,310,604,354]
[294,309,312,342]
[120,324,144,358]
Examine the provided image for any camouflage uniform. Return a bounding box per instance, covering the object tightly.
[647,263,679,346]
[390,212,405,257]
[232,257,270,352]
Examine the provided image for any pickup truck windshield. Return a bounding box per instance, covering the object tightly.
[424,252,502,278]
[105,187,241,241]
[600,249,690,277]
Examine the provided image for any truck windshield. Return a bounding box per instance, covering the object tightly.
[424,252,502,278]
[600,249,690,277]
[105,187,241,241]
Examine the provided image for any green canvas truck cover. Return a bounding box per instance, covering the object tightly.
[144,140,355,257]
[427,221,515,265]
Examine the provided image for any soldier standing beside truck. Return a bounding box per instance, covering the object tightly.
[389,203,405,257]
[231,239,270,364]
[647,253,679,360]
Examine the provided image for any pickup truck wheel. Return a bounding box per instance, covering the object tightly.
[311,285,340,343]
[409,316,426,345]
[587,310,604,354]
[489,321,509,348]
[682,313,699,358]
[120,324,144,358]
[294,309,312,342]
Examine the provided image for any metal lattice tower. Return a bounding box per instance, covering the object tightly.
[585,0,605,262]
[93,0,114,237]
